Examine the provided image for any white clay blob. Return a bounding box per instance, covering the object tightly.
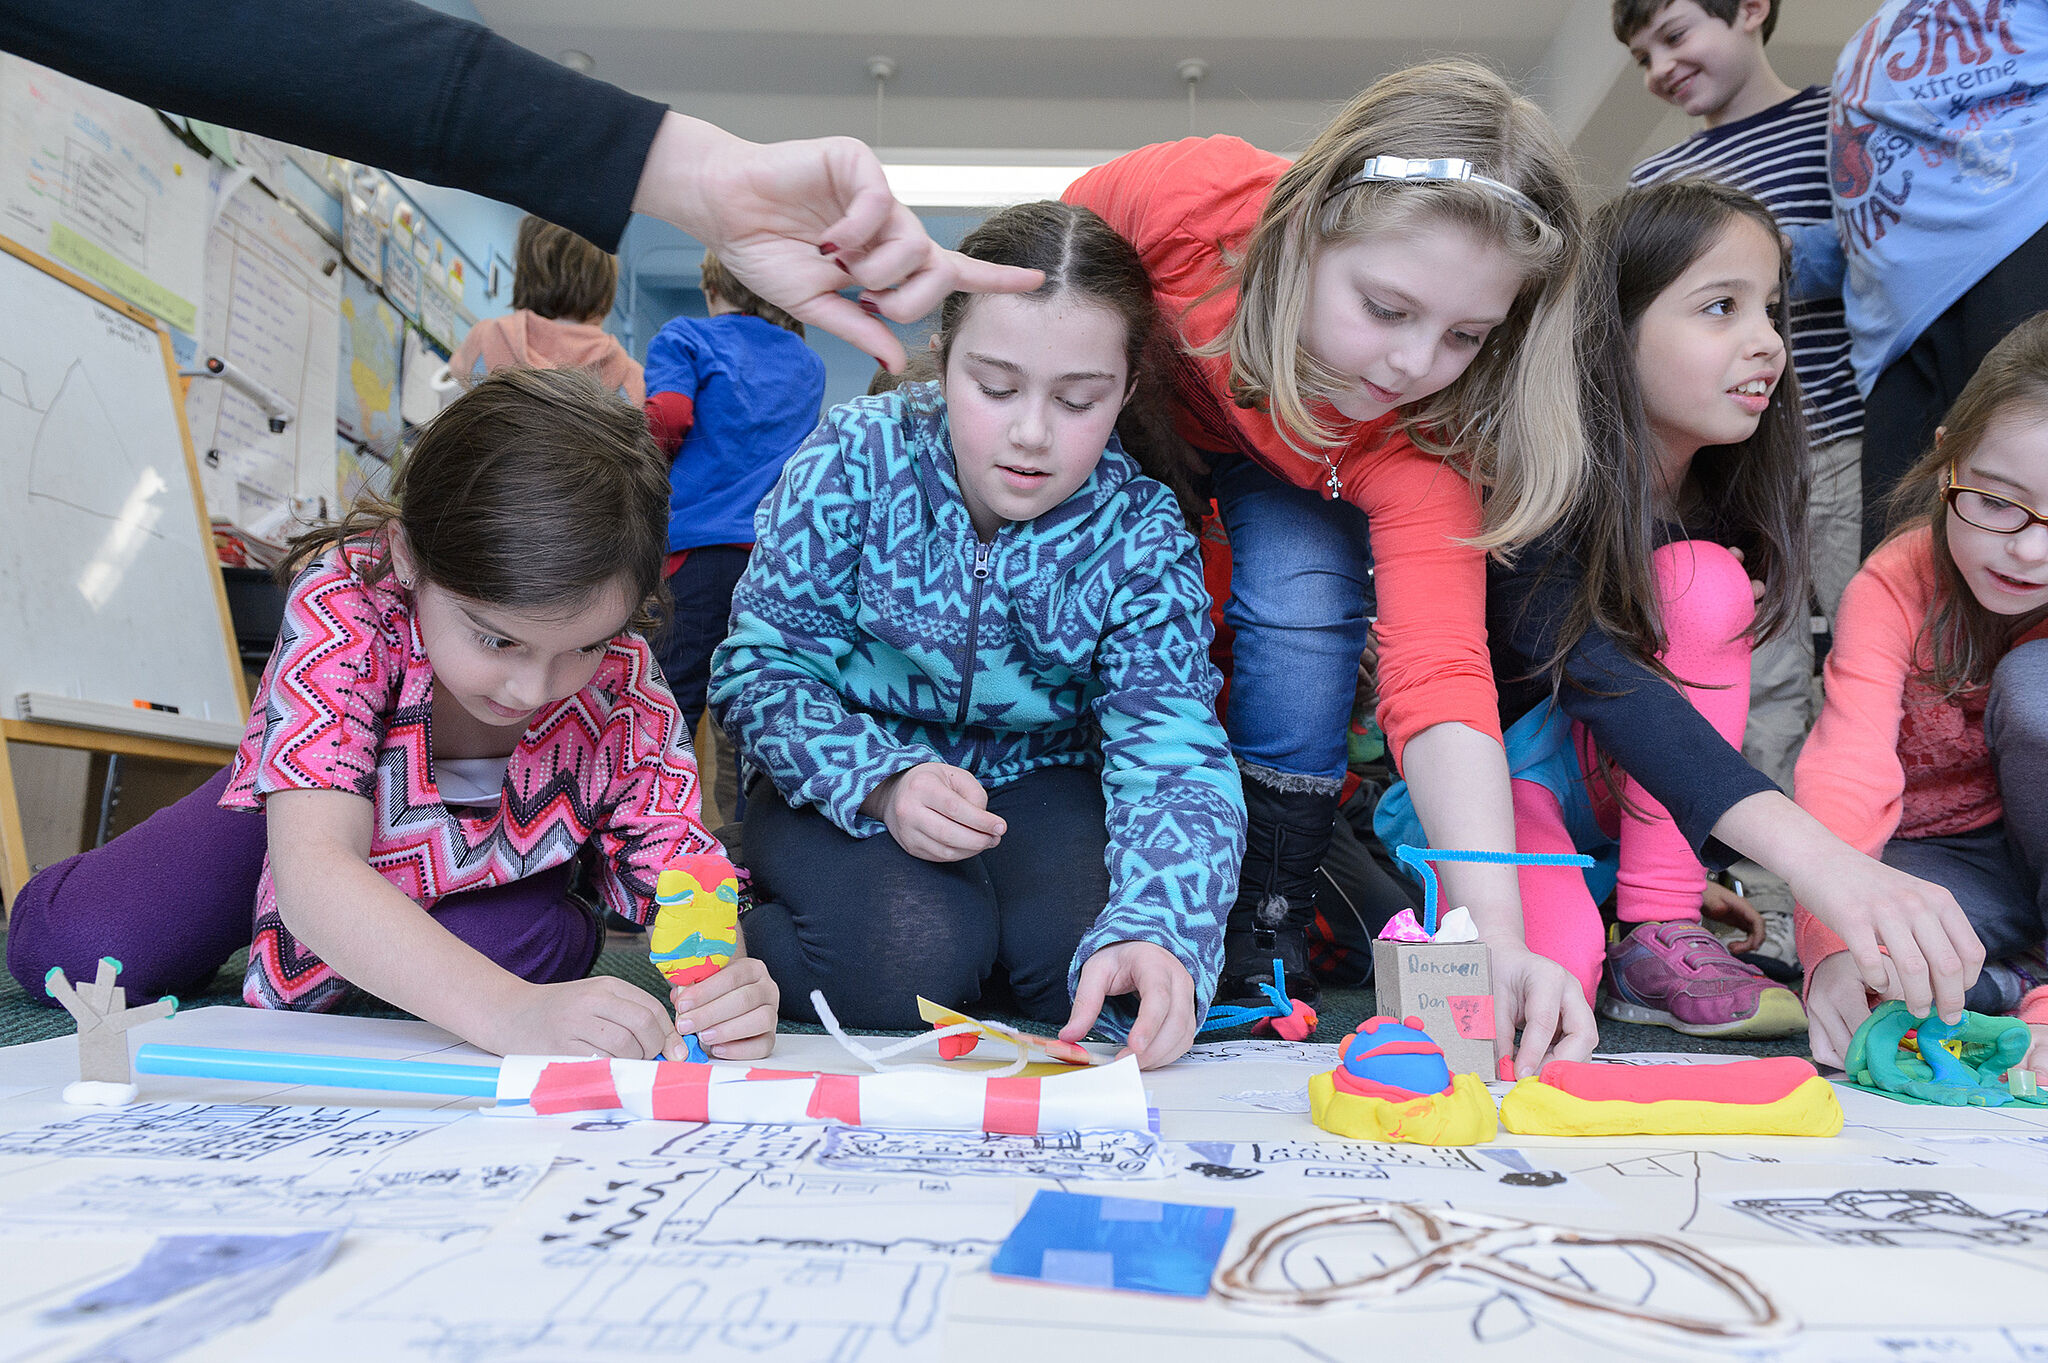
[1433,906,1480,943]
[62,1080,139,1107]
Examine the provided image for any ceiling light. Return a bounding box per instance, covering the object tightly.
[879,158,1115,210]
[559,50,594,75]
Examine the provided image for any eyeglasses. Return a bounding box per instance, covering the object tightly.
[1943,463,2048,534]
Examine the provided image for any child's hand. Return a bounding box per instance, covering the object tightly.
[1061,940,1196,1070]
[671,957,780,1060]
[1805,948,1888,1069]
[1784,849,1983,1024]
[863,762,1006,862]
[493,977,679,1059]
[1702,880,1764,954]
[1492,945,1600,1078]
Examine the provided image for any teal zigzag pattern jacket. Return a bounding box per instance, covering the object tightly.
[709,384,1245,1033]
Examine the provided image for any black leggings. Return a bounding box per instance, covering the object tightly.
[742,764,1110,1029]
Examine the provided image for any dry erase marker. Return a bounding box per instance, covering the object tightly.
[132,700,180,714]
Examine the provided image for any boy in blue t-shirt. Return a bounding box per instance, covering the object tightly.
[1617,0,1863,794]
[645,252,827,759]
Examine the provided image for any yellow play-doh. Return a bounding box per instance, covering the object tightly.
[1307,1070,1497,1145]
[1498,1075,1843,1137]
[649,863,739,987]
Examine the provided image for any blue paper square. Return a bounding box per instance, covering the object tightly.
[990,1190,1234,1298]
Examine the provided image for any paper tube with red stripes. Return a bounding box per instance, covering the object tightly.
[493,1054,1150,1134]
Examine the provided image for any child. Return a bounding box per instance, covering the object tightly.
[1800,312,2048,1069]
[1833,0,2048,550]
[643,250,827,742]
[1068,61,1597,1074]
[708,201,1244,1071]
[1618,0,1864,805]
[1393,179,1981,1040]
[6,369,777,1061]
[449,216,644,404]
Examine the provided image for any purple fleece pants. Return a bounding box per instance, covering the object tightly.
[6,767,599,1008]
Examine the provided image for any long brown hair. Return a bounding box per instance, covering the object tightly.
[701,250,804,336]
[1199,60,1586,553]
[923,200,1206,526]
[1885,310,2048,695]
[285,367,671,631]
[1534,179,1809,693]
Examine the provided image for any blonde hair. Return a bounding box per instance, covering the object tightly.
[1204,60,1587,553]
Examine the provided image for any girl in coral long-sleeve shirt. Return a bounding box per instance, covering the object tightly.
[1797,315,2048,1069]
[1068,61,1597,1075]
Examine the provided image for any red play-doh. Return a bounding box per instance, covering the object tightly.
[1536,1057,1819,1106]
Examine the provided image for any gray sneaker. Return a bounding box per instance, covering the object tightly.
[1724,859,1798,973]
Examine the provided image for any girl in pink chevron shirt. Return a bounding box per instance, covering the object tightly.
[7,368,778,1061]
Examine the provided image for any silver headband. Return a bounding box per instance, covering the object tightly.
[1325,155,1546,227]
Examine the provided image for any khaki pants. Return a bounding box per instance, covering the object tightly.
[1743,434,1862,793]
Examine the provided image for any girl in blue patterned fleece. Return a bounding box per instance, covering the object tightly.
[709,201,1245,1068]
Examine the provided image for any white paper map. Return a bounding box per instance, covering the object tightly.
[0,1014,2046,1360]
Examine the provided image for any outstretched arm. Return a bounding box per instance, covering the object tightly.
[1,0,1039,368]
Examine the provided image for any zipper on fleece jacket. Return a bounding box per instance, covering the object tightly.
[955,537,994,727]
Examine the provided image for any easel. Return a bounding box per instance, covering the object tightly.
[0,238,248,911]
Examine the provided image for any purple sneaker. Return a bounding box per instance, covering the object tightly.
[1599,922,1807,1038]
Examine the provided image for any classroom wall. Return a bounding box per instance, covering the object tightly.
[613,212,990,410]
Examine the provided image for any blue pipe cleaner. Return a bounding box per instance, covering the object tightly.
[1197,958,1296,1034]
[1394,844,1595,936]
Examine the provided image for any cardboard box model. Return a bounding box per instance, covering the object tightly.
[1372,939,1495,1077]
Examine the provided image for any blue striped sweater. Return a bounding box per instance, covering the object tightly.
[709,383,1246,1032]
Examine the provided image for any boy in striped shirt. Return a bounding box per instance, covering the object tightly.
[1615,0,1863,969]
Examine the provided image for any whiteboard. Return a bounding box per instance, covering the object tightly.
[0,242,244,734]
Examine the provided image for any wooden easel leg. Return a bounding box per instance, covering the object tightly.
[0,732,30,914]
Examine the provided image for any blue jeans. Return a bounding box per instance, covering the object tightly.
[1209,451,1375,786]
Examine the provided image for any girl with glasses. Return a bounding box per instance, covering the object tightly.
[1798,311,2048,1075]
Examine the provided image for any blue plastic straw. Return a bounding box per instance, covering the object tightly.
[134,1044,502,1097]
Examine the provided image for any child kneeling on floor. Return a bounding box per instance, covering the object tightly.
[709,200,1246,1070]
[7,369,777,1061]
[1801,313,2048,1071]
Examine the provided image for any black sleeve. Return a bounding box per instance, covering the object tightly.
[1490,539,1777,859]
[0,0,668,251]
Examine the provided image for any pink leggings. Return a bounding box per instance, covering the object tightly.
[1514,541,1755,1006]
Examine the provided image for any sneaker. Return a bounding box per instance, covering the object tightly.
[1599,922,1807,1039]
[1722,859,1799,974]
[1748,907,1800,982]
[1970,951,2048,1014]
